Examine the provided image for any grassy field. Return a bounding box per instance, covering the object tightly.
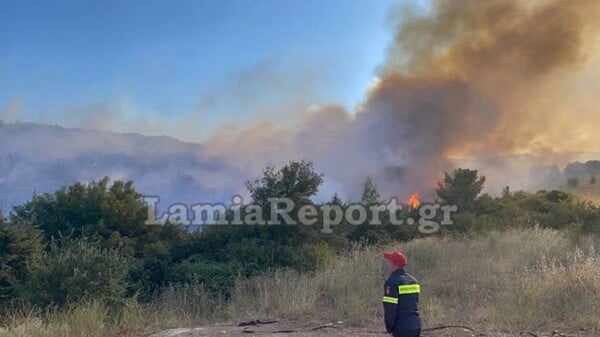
[1,228,599,336]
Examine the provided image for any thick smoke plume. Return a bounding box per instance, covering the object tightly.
[351,0,600,196]
[207,0,600,199]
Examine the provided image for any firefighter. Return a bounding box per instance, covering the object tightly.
[382,251,421,337]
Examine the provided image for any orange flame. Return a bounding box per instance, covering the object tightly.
[407,190,421,210]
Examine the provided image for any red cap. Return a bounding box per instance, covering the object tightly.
[383,251,406,268]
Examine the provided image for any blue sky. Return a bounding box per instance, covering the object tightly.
[1,0,410,137]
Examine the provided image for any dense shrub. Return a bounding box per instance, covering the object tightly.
[25,240,131,308]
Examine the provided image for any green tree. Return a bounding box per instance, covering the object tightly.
[0,218,43,304]
[9,178,190,297]
[11,178,111,240]
[11,178,187,257]
[329,192,344,206]
[97,180,150,240]
[360,176,381,205]
[245,160,324,209]
[436,168,486,212]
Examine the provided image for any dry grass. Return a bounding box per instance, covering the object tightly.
[228,228,600,331]
[1,228,599,336]
[0,301,113,337]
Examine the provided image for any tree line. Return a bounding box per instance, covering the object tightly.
[1,160,599,313]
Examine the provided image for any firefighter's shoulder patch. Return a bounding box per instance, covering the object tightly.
[385,286,391,295]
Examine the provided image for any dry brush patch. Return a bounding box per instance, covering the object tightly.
[228,228,600,331]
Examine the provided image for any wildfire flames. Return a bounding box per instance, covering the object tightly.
[407,191,420,210]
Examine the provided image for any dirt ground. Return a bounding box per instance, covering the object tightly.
[147,320,592,337]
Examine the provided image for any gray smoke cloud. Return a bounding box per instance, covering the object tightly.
[203,0,600,199]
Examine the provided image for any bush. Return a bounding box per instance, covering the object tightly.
[25,240,131,308]
[170,259,242,294]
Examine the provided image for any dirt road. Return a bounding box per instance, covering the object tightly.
[147,320,584,337]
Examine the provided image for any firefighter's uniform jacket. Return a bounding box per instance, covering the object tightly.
[382,268,421,337]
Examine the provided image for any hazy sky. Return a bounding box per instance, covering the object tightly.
[2,0,599,209]
[1,0,413,137]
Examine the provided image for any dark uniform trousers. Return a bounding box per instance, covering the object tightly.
[382,268,421,337]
